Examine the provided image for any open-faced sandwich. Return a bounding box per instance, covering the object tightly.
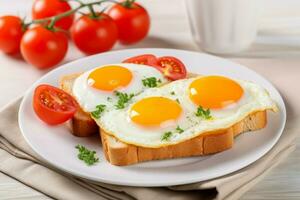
[33,54,278,166]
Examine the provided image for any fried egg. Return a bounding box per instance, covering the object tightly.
[72,63,168,112]
[96,75,278,148]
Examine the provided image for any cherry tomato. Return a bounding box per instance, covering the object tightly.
[32,0,74,30]
[107,2,150,44]
[71,13,118,55]
[0,16,23,54]
[33,84,78,125]
[156,56,187,81]
[20,26,68,69]
[122,54,157,66]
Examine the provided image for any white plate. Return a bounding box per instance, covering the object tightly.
[19,48,286,187]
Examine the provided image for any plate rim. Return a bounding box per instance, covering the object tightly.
[18,48,286,187]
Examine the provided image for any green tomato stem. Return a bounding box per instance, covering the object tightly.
[122,0,136,8]
[27,0,111,29]
[88,5,98,19]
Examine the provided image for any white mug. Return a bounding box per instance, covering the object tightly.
[185,0,262,54]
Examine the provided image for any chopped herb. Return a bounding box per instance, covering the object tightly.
[170,91,175,95]
[161,131,172,141]
[195,106,212,120]
[75,145,99,166]
[107,97,112,102]
[176,126,184,133]
[91,104,106,119]
[142,77,161,88]
[114,91,134,109]
[175,98,180,104]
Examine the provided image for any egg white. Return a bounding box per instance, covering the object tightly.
[96,76,278,148]
[72,63,168,113]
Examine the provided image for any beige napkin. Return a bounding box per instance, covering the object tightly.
[0,98,297,200]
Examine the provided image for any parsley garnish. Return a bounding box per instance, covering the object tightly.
[107,97,112,102]
[170,91,175,95]
[91,104,106,119]
[175,98,180,104]
[195,106,212,120]
[114,91,134,109]
[161,131,172,141]
[176,126,184,133]
[76,145,99,166]
[142,77,161,88]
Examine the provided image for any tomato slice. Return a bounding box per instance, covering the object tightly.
[156,56,187,80]
[33,84,78,125]
[122,54,158,66]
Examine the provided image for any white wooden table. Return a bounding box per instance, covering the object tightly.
[0,0,300,199]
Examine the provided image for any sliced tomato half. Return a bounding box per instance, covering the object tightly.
[155,56,187,80]
[33,84,78,125]
[122,54,158,66]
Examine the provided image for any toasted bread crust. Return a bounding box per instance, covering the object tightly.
[100,111,267,166]
[60,73,268,166]
[59,73,99,137]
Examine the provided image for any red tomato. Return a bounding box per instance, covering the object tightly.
[122,54,157,66]
[0,16,23,54]
[156,56,187,81]
[20,26,68,69]
[32,0,74,30]
[107,2,150,44]
[33,84,78,125]
[71,13,118,55]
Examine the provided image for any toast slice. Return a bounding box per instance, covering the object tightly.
[60,73,99,137]
[100,111,266,165]
[60,73,268,166]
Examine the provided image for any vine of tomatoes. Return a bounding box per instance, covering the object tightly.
[0,0,150,69]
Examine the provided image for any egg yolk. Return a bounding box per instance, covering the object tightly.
[189,76,244,109]
[87,65,133,91]
[130,97,182,126]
